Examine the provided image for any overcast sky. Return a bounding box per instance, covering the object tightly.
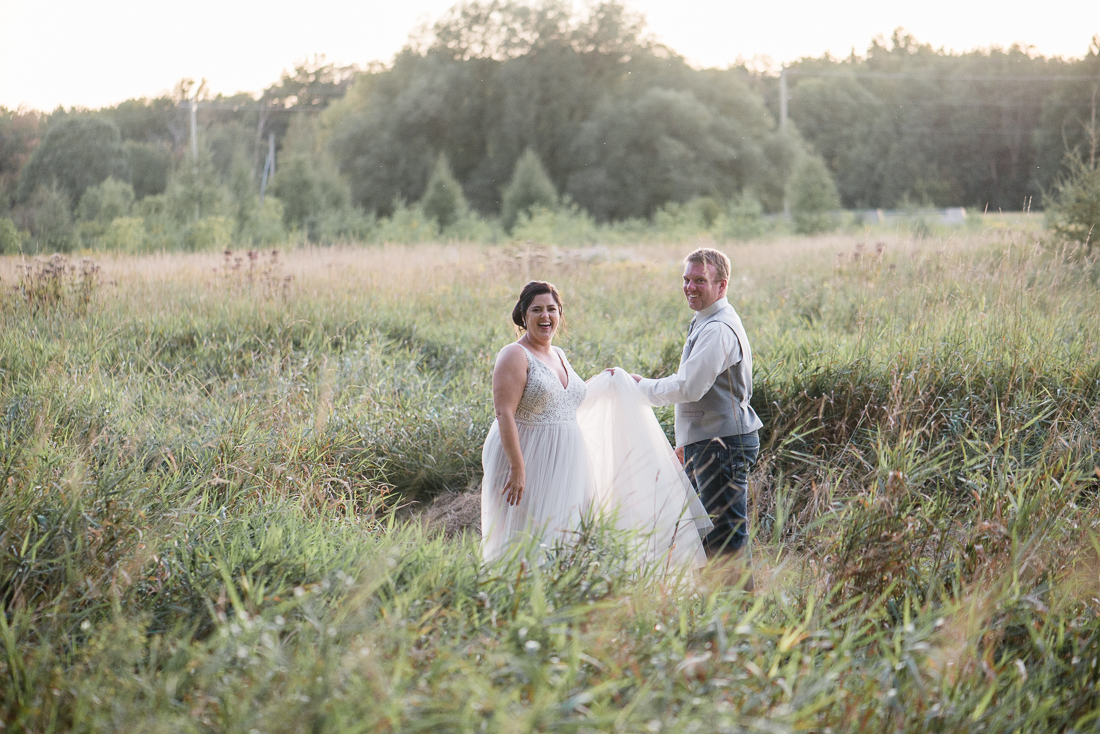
[1,0,1097,111]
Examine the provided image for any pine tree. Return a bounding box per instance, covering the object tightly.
[1046,115,1100,253]
[421,155,467,232]
[788,154,841,235]
[501,149,558,233]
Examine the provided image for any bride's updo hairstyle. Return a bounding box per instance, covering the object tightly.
[512,280,564,331]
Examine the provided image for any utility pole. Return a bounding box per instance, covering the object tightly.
[779,67,788,130]
[253,105,269,179]
[780,67,791,220]
[189,99,199,168]
[260,133,276,203]
[190,98,199,221]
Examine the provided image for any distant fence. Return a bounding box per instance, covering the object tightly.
[853,207,969,225]
[762,207,974,224]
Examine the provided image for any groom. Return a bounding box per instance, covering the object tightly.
[631,248,763,567]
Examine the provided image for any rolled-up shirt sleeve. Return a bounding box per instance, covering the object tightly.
[637,323,742,407]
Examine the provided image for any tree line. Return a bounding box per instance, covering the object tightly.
[769,29,1100,211]
[1,1,1098,254]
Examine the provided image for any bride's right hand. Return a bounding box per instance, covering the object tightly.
[502,468,526,506]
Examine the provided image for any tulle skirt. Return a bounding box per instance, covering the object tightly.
[480,370,712,571]
[578,369,712,570]
[480,419,591,563]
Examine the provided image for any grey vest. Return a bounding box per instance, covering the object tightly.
[675,304,764,447]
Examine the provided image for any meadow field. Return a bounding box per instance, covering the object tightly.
[2,218,1100,732]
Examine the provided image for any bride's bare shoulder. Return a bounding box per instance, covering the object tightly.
[494,342,528,369]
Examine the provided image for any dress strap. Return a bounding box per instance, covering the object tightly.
[517,343,568,388]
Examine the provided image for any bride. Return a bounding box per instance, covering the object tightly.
[481,280,711,570]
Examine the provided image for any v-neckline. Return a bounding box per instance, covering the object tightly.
[521,344,569,390]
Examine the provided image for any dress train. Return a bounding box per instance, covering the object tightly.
[577,369,712,570]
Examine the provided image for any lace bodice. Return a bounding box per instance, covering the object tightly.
[514,345,587,424]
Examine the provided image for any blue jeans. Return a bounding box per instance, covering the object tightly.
[683,432,760,555]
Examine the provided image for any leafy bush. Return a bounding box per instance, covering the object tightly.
[651,196,741,238]
[723,192,768,240]
[788,154,841,235]
[371,198,493,244]
[99,216,147,253]
[306,206,378,244]
[77,176,134,223]
[249,198,289,245]
[0,216,20,254]
[501,149,558,233]
[131,194,177,249]
[652,199,709,238]
[511,203,597,246]
[184,216,234,251]
[695,196,722,228]
[26,186,76,253]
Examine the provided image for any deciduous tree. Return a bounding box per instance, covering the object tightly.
[16,115,129,208]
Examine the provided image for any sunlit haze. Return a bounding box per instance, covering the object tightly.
[1,0,1097,111]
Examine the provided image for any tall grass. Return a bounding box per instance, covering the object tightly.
[1,224,1099,731]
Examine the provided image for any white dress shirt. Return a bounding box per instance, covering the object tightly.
[637,297,742,407]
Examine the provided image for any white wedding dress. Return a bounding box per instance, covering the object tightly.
[481,346,711,571]
[481,345,591,562]
[578,369,712,571]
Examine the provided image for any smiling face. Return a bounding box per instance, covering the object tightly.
[524,292,561,343]
[682,260,727,312]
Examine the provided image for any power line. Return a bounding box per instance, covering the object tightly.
[785,70,1100,82]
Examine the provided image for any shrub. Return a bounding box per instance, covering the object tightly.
[27,186,76,253]
[788,154,841,235]
[307,206,377,244]
[695,196,722,229]
[501,149,558,232]
[184,216,234,251]
[77,176,135,223]
[131,194,179,250]
[511,203,598,246]
[0,216,20,254]
[249,198,289,245]
[100,216,147,253]
[723,192,768,240]
[652,200,705,239]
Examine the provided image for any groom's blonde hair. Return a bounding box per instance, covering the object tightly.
[684,248,730,283]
